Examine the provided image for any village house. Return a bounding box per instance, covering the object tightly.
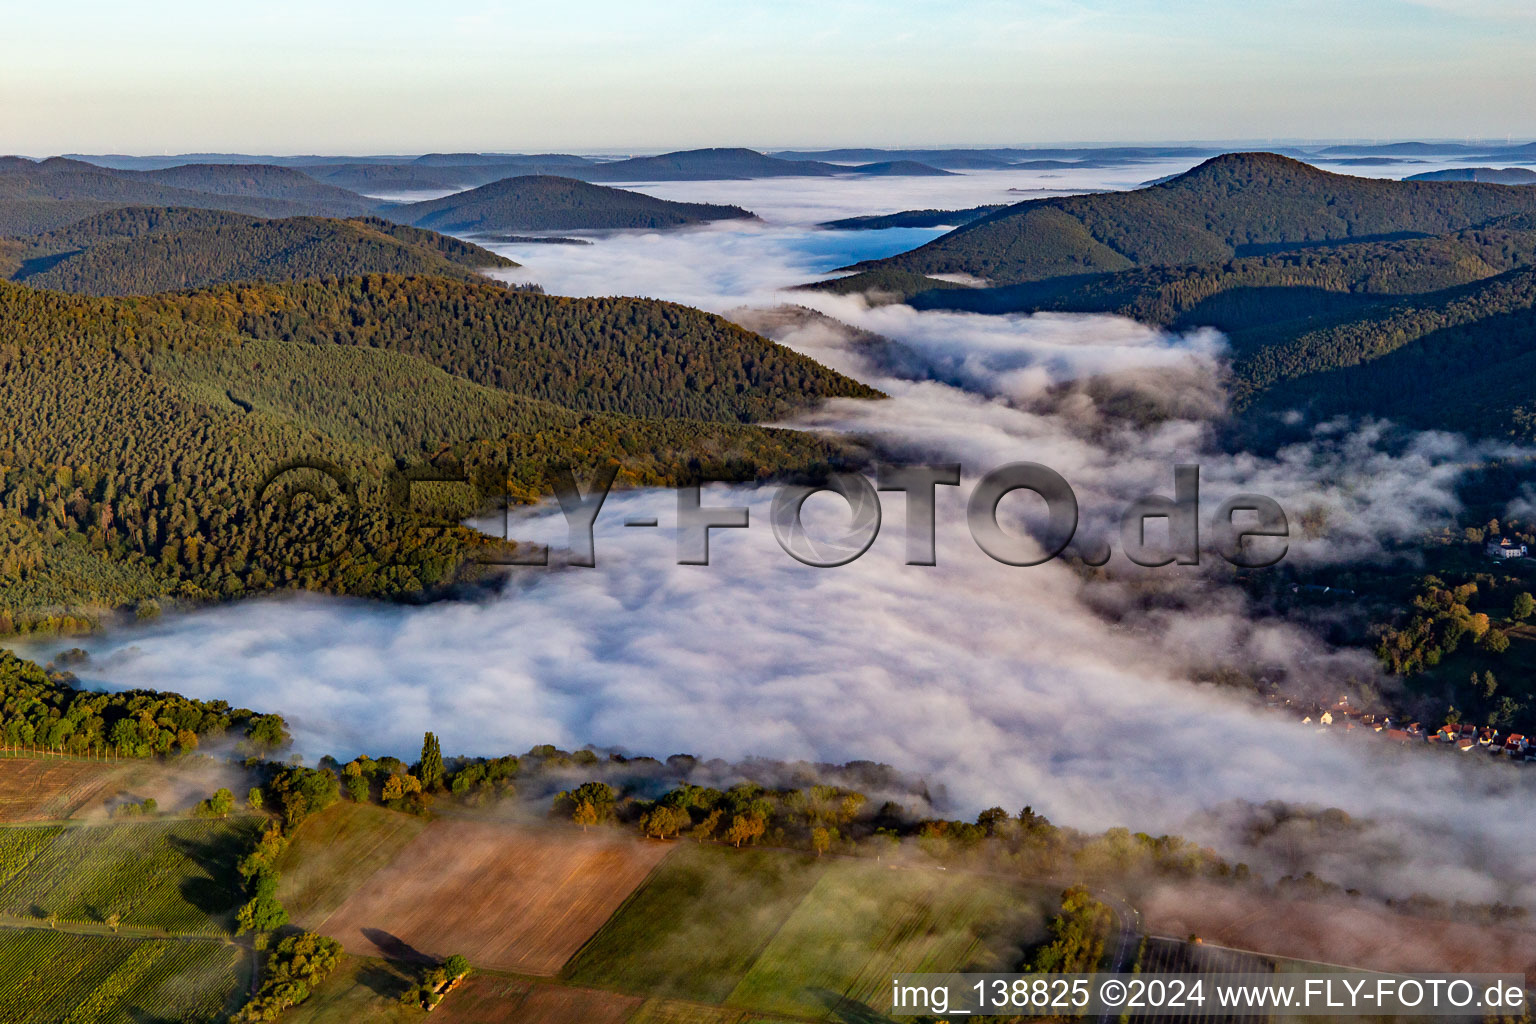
[1486,536,1529,559]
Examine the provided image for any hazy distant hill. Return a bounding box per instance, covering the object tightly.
[819,204,1005,230]
[1315,142,1483,156]
[770,146,1217,166]
[304,158,604,193]
[297,162,484,192]
[848,153,1536,286]
[845,160,953,177]
[9,207,513,295]
[577,148,843,181]
[0,156,380,234]
[1405,167,1536,185]
[122,164,376,212]
[391,175,754,232]
[411,152,592,168]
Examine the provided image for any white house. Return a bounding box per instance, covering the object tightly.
[1486,537,1528,559]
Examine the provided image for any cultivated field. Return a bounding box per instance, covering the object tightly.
[0,817,258,933]
[629,996,797,1024]
[276,802,428,922]
[1144,883,1536,974]
[0,757,122,821]
[563,845,826,1004]
[566,845,1049,1018]
[0,929,244,1024]
[433,979,642,1024]
[725,861,1044,1018]
[316,820,673,974]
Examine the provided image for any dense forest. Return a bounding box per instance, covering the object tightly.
[850,153,1536,285]
[0,274,873,635]
[389,175,755,233]
[5,208,515,295]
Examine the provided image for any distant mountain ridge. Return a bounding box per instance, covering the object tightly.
[1405,167,1536,185]
[0,156,379,234]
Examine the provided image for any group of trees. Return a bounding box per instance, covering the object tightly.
[0,648,284,757]
[412,954,472,1011]
[1373,567,1536,733]
[1374,579,1507,674]
[1029,886,1113,973]
[231,931,343,1023]
[549,772,1238,884]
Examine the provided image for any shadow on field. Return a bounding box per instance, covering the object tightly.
[169,823,254,919]
[358,927,433,999]
[357,958,422,1001]
[814,988,898,1024]
[362,927,434,965]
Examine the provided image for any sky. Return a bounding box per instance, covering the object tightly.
[2,0,1532,155]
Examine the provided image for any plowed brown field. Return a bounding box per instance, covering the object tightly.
[0,757,119,821]
[318,819,672,974]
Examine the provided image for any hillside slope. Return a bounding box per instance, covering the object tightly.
[850,153,1536,286]
[895,227,1536,331]
[1232,265,1536,436]
[214,274,880,422]
[391,175,754,232]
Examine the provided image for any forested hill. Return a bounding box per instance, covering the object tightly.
[5,208,515,295]
[0,275,873,635]
[390,175,754,232]
[849,153,1536,286]
[0,157,378,234]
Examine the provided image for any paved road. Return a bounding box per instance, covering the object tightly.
[1093,886,1144,1023]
